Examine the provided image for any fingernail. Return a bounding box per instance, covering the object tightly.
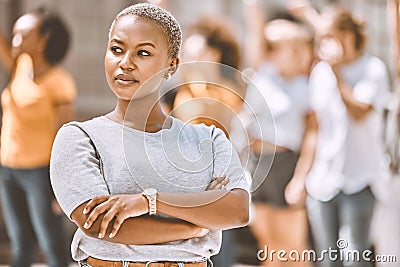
[98,233,104,238]
[109,233,115,238]
[84,222,89,229]
[83,208,87,214]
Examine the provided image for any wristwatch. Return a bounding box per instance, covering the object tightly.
[142,188,157,215]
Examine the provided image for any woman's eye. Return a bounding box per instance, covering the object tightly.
[111,46,123,53]
[138,50,151,56]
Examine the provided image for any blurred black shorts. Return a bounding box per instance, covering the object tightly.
[251,150,299,207]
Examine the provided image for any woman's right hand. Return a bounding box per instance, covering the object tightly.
[206,175,229,190]
[83,194,148,239]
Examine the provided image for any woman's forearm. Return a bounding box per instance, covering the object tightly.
[72,201,206,245]
[389,0,400,78]
[157,188,249,231]
[335,72,373,121]
[0,32,13,72]
[243,0,266,68]
[292,112,318,180]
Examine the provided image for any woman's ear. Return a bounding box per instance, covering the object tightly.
[168,58,180,75]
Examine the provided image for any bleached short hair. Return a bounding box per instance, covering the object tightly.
[109,3,182,58]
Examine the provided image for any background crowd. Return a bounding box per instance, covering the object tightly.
[0,0,399,267]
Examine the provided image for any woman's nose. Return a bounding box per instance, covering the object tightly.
[119,52,135,71]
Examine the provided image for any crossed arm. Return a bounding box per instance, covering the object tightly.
[71,200,207,245]
[71,177,249,245]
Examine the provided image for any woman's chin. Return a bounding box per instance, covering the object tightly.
[111,85,160,101]
[112,91,134,101]
[114,92,151,101]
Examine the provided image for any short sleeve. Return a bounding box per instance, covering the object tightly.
[48,68,77,106]
[211,127,250,193]
[50,124,110,218]
[309,61,338,111]
[352,57,390,109]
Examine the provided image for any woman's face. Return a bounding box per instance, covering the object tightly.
[104,16,175,101]
[12,14,43,58]
[271,40,314,77]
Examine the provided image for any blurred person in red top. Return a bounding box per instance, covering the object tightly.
[171,16,245,138]
[0,8,76,267]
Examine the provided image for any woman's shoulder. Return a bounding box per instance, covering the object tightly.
[52,121,92,153]
[56,117,106,140]
[346,54,387,82]
[364,55,387,73]
[37,65,75,87]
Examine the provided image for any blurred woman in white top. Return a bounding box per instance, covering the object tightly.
[240,14,318,266]
[306,8,390,267]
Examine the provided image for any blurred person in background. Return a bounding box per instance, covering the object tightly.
[0,8,76,267]
[300,7,391,267]
[367,0,400,266]
[241,2,318,265]
[171,16,245,138]
[170,16,246,267]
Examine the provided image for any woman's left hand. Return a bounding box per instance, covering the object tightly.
[284,176,307,208]
[83,194,148,239]
[206,176,229,190]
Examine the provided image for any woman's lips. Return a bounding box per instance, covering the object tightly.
[114,74,139,86]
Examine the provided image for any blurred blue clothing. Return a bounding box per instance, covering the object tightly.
[0,166,68,267]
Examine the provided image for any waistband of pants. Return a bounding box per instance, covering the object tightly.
[84,256,209,267]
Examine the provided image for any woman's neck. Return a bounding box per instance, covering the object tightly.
[32,54,52,80]
[278,67,301,80]
[107,91,171,133]
[342,49,363,65]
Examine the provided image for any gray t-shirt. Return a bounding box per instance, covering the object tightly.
[50,116,249,262]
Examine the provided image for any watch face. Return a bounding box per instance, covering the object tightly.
[144,188,157,195]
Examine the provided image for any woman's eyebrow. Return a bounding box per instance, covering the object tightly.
[110,37,156,49]
[110,38,124,44]
[136,42,156,48]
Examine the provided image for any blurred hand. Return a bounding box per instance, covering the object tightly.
[284,176,307,207]
[206,175,229,190]
[287,0,311,17]
[317,37,344,65]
